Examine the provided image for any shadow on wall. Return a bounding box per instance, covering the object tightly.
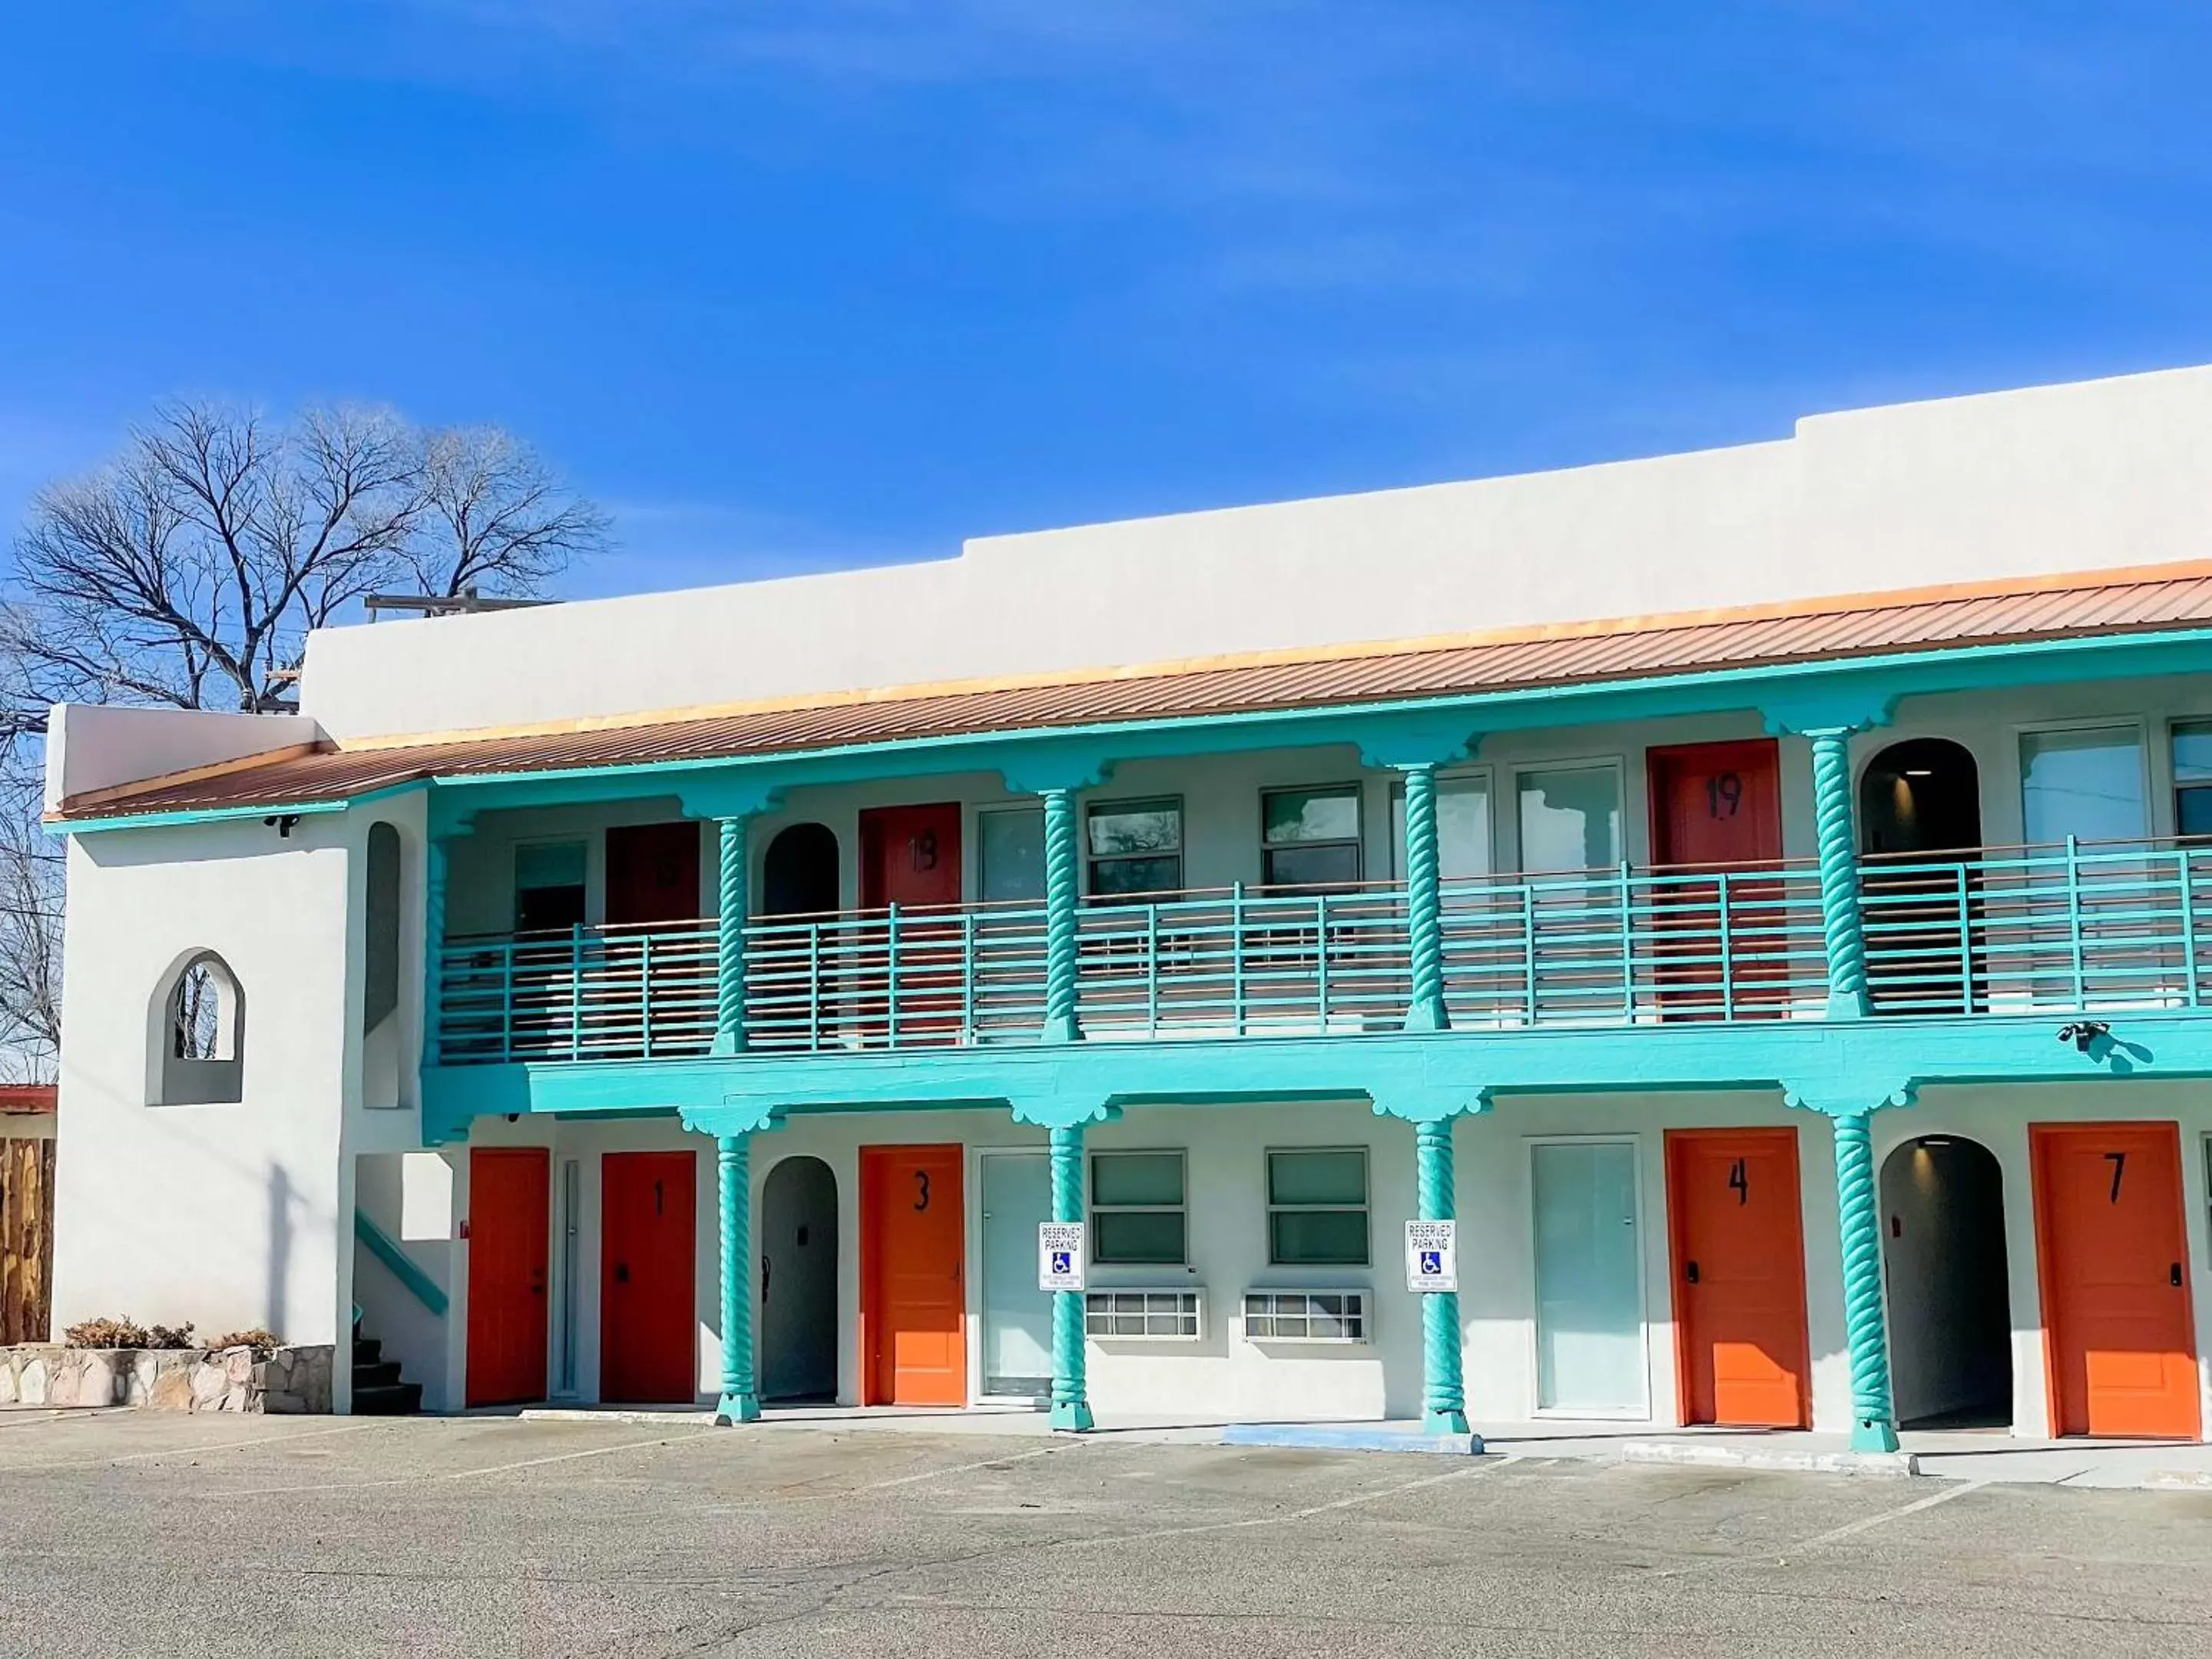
[267,1164,293,1342]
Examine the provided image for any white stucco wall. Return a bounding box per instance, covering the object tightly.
[45,704,322,812]
[295,363,2212,743]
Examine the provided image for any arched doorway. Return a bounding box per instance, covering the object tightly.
[763,823,839,917]
[1879,1134,2012,1429]
[1859,739,1983,1014]
[760,1155,839,1402]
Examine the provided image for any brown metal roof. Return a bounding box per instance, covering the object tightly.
[53,561,2212,822]
[0,1084,55,1116]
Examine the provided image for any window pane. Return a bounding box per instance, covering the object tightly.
[2182,786,2212,839]
[1518,767,1620,873]
[517,841,587,889]
[1094,1210,1186,1265]
[2174,721,2212,785]
[2021,727,2145,844]
[1088,802,1181,856]
[1263,788,1359,846]
[1392,776,1491,880]
[1092,1151,1184,1207]
[1263,843,1361,889]
[1270,1209,1369,1265]
[1267,1148,1366,1205]
[1089,856,1181,898]
[979,809,1045,904]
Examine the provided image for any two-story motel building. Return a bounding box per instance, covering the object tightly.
[43,365,2212,1448]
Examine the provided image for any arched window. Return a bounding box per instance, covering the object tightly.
[363,823,402,1035]
[157,952,244,1104]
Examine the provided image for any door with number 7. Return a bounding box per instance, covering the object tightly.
[1666,1128,1810,1428]
[2030,1123,2199,1439]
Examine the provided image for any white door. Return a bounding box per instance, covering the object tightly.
[981,1152,1054,1398]
[1532,1140,1647,1415]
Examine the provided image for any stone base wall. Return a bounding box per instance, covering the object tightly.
[0,1344,334,1413]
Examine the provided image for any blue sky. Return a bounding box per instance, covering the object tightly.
[2,3,2207,600]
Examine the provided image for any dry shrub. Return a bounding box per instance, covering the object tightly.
[61,1317,198,1350]
[204,1329,282,1356]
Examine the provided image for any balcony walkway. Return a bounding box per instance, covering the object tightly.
[435,839,2212,1067]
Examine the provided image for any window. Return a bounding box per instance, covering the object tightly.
[1266,1147,1369,1266]
[363,823,402,1035]
[1518,765,1621,873]
[1085,799,1182,899]
[2020,727,2147,845]
[1390,773,1492,881]
[2175,722,2212,838]
[515,840,588,932]
[1243,1290,1369,1342]
[979,806,1046,903]
[1084,1290,1202,1339]
[1090,1150,1187,1264]
[1261,785,1362,889]
[157,951,244,1105]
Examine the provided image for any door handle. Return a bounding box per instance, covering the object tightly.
[1685,1260,1700,1285]
[2174,1262,2185,1288]
[614,1263,630,1284]
[762,1256,773,1302]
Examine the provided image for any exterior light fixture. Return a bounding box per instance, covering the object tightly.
[2057,1020,2111,1053]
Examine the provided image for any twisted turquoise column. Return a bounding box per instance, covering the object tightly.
[713,815,750,1055]
[1401,763,1449,1032]
[1048,1123,1094,1431]
[422,837,449,1069]
[1832,1111,1897,1452]
[1416,1118,1469,1434]
[715,1133,761,1423]
[1807,727,1869,1019]
[1041,787,1083,1044]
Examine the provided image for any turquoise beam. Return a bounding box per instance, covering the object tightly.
[1041,787,1084,1043]
[714,1133,761,1424]
[713,815,750,1055]
[1832,1110,1899,1453]
[353,1208,449,1317]
[422,838,449,1068]
[1415,1118,1470,1435]
[1048,1123,1094,1431]
[1807,727,1870,1019]
[1401,763,1449,1032]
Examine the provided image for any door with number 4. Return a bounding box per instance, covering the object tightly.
[1667,1129,1810,1429]
[2031,1124,2200,1439]
[861,1144,968,1406]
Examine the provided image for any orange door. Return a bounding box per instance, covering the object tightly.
[467,1147,549,1407]
[1648,740,1785,1016]
[2031,1123,2200,1439]
[606,821,702,925]
[859,805,964,1041]
[860,1144,967,1406]
[1667,1128,1810,1428]
[601,1151,698,1404]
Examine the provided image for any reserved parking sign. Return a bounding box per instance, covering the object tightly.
[1404,1220,1457,1293]
[1038,1222,1086,1291]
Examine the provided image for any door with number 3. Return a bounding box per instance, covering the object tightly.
[1667,1128,1810,1429]
[860,1144,968,1406]
[2031,1124,2199,1439]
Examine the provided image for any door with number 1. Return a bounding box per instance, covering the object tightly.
[1667,1129,1810,1429]
[860,1144,967,1406]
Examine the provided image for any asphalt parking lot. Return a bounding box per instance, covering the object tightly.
[2,1410,2209,1657]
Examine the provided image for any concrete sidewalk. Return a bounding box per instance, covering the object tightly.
[513,1402,2212,1490]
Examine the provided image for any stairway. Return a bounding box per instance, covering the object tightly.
[352,1323,424,1415]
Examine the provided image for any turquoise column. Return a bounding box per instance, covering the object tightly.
[712,815,750,1055]
[1832,1111,1898,1452]
[714,1132,761,1424]
[421,837,449,1069]
[1048,1123,1094,1431]
[1416,1118,1469,1434]
[1400,763,1449,1032]
[1040,786,1083,1044]
[1806,727,1869,1020]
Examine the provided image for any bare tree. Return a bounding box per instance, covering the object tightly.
[412,426,612,599]
[0,785,63,1082]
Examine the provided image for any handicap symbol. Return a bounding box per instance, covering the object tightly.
[1051,1251,1072,1274]
[1419,1250,1442,1275]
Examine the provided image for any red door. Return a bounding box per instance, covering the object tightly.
[1647,740,1785,1015]
[601,1151,698,1404]
[607,821,702,926]
[466,1147,548,1407]
[859,805,964,1041]
[1667,1128,1810,1428]
[2031,1124,2200,1439]
[860,1144,967,1406]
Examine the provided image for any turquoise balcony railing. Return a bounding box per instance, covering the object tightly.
[431,840,2212,1065]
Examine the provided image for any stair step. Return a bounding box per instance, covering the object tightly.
[353,1359,403,1389]
[352,1381,422,1416]
[353,1337,382,1366]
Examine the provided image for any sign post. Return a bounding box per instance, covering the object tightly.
[1038,1222,1086,1293]
[1403,1219,1457,1293]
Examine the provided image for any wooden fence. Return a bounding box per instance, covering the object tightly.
[1,1137,54,1345]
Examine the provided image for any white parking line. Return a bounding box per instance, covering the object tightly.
[0,1417,392,1474]
[1795,1479,1987,1548]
